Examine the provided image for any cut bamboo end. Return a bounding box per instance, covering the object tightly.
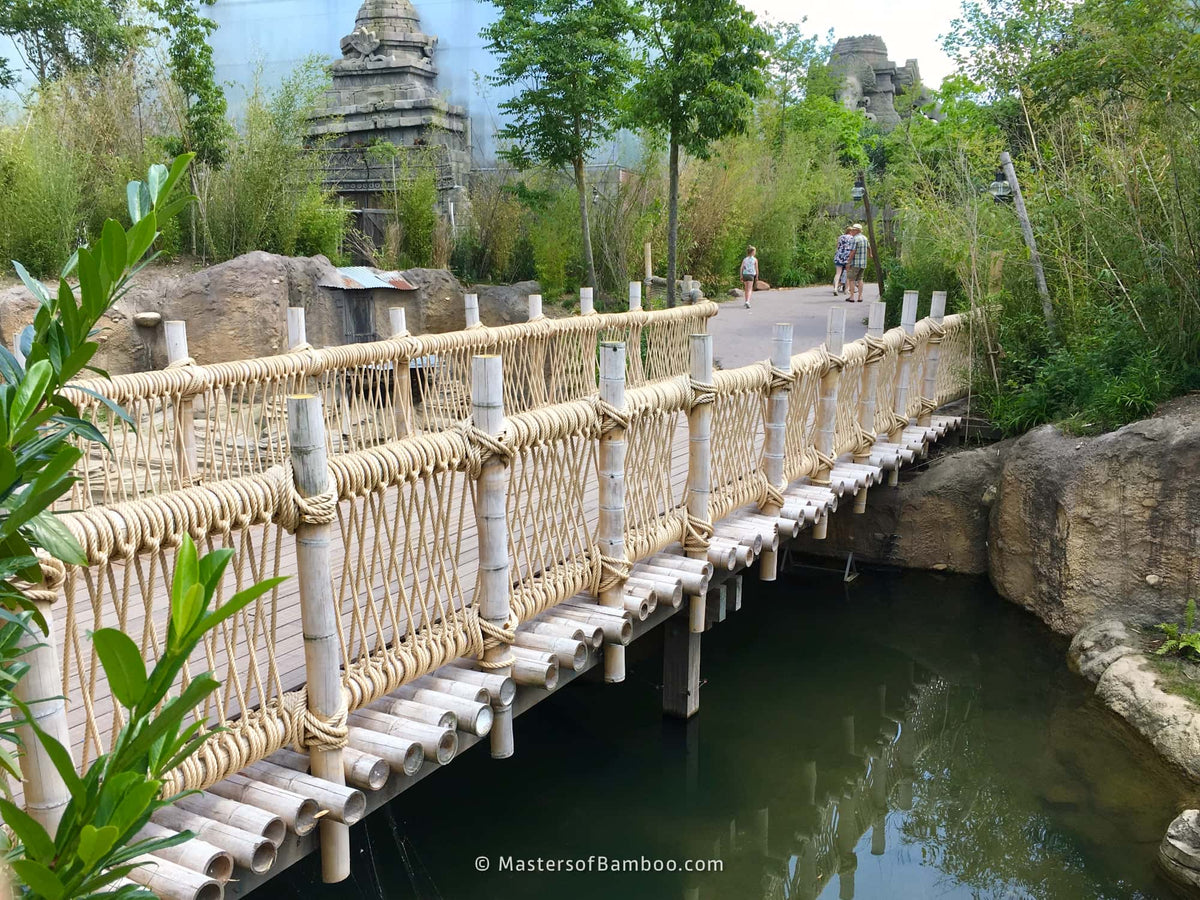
[706,541,739,570]
[689,595,705,634]
[208,773,320,837]
[625,573,683,608]
[491,704,515,760]
[604,643,626,683]
[343,746,390,791]
[631,561,708,596]
[560,596,632,619]
[527,618,602,650]
[175,789,287,848]
[411,674,491,706]
[441,662,518,706]
[648,552,714,579]
[513,630,589,671]
[369,694,457,730]
[347,725,424,777]
[151,805,277,874]
[136,822,234,883]
[511,652,559,690]
[128,854,222,900]
[400,686,492,736]
[348,709,457,765]
[243,760,367,825]
[546,607,633,645]
[622,592,651,621]
[713,527,763,556]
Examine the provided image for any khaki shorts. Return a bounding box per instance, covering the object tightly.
[846,266,866,283]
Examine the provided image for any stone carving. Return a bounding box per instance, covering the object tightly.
[828,35,939,130]
[309,0,471,213]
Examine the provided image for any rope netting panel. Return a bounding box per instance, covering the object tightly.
[622,379,690,562]
[872,329,906,436]
[905,321,934,421]
[503,401,601,622]
[833,342,870,458]
[708,365,770,522]
[782,350,825,482]
[60,304,715,508]
[934,314,971,407]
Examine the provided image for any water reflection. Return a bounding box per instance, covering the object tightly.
[275,572,1193,900]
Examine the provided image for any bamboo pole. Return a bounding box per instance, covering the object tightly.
[812,308,845,539]
[628,282,642,312]
[135,822,233,882]
[206,774,320,836]
[126,854,221,900]
[471,354,515,757]
[889,291,920,489]
[285,394,349,881]
[388,307,412,438]
[526,619,600,649]
[150,805,276,874]
[598,341,629,682]
[239,761,365,826]
[164,320,197,486]
[1000,151,1054,333]
[11,333,25,368]
[13,598,73,834]
[388,686,493,736]
[644,242,653,283]
[919,291,947,427]
[346,726,424,776]
[686,334,713,633]
[174,790,286,846]
[544,610,630,645]
[440,662,517,705]
[410,675,489,705]
[760,323,793,580]
[369,694,457,730]
[579,287,595,316]
[347,710,457,765]
[853,302,887,513]
[527,293,543,321]
[464,293,481,328]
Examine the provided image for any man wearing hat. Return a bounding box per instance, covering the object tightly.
[844,223,871,303]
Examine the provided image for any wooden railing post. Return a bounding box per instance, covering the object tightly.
[14,596,73,834]
[854,302,887,513]
[286,394,349,882]
[759,322,793,581]
[919,291,947,427]
[812,308,845,539]
[471,355,515,758]
[628,281,643,312]
[597,342,628,683]
[579,287,595,316]
[388,307,412,439]
[164,320,198,487]
[685,334,713,633]
[890,291,919,444]
[464,292,481,329]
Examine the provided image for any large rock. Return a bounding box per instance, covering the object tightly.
[989,397,1200,635]
[473,281,543,327]
[1069,619,1200,783]
[1161,810,1200,893]
[792,438,1010,574]
[401,268,467,334]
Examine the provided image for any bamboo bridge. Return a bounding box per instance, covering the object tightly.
[10,284,973,899]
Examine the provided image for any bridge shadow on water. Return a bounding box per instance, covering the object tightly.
[273,570,1194,900]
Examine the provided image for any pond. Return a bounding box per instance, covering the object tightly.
[273,568,1195,899]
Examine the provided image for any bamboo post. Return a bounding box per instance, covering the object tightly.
[11,334,25,368]
[388,307,413,439]
[888,292,919,486]
[285,395,349,882]
[527,293,543,321]
[644,241,653,283]
[598,342,628,683]
[628,281,642,312]
[164,320,198,487]
[13,599,73,834]
[853,302,887,513]
[812,308,844,539]
[1000,151,1054,333]
[471,354,515,757]
[685,334,713,633]
[919,291,947,427]
[464,292,481,328]
[579,287,594,316]
[759,323,792,581]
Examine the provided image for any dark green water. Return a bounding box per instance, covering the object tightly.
[275,570,1194,899]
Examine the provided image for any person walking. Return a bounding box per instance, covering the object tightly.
[832,226,854,295]
[740,246,759,309]
[844,224,871,303]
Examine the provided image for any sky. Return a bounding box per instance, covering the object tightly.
[744,0,965,88]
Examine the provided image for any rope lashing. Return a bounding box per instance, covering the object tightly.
[460,422,513,480]
[594,553,632,595]
[853,423,878,458]
[927,319,947,342]
[863,333,888,365]
[682,510,713,555]
[476,610,519,670]
[24,552,66,604]
[688,377,715,408]
[768,365,793,393]
[300,696,349,752]
[900,332,920,354]
[759,480,786,512]
[165,356,197,369]
[595,397,630,436]
[819,347,846,376]
[272,470,337,533]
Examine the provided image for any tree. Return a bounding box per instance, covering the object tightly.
[481,0,638,296]
[0,0,140,86]
[145,0,228,169]
[630,0,769,305]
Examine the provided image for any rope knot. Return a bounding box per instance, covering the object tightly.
[272,467,338,532]
[477,610,518,670]
[682,510,713,555]
[460,423,513,480]
[688,377,715,409]
[863,333,888,365]
[759,481,785,513]
[767,364,792,393]
[595,397,630,436]
[819,347,846,376]
[593,552,631,595]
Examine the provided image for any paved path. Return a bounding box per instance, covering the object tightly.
[706,284,879,369]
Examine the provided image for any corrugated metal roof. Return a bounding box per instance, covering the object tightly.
[321,267,417,291]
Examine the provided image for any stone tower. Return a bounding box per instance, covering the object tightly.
[828,35,936,131]
[309,0,471,211]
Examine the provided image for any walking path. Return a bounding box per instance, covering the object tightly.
[707,284,878,369]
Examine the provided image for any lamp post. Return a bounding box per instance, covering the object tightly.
[988,170,1014,204]
[851,174,865,202]
[857,170,884,301]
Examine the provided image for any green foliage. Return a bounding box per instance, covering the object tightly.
[0,609,35,792]
[1156,600,1200,663]
[145,0,229,169]
[527,188,583,299]
[196,61,348,262]
[368,143,439,270]
[0,0,142,86]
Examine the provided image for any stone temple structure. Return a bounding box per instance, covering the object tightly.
[828,35,937,131]
[309,0,472,213]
